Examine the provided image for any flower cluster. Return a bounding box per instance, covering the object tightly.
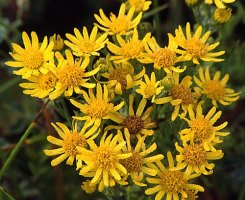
[5,0,240,199]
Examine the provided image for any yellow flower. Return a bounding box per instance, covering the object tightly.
[175,22,225,64]
[179,103,230,151]
[145,151,204,200]
[70,83,124,126]
[118,129,164,186]
[65,26,108,57]
[43,121,99,166]
[193,67,240,107]
[185,0,199,6]
[49,50,99,100]
[107,28,151,63]
[106,94,156,138]
[49,33,64,51]
[141,34,186,73]
[94,3,142,35]
[77,132,132,192]
[5,31,54,79]
[102,60,145,95]
[205,0,235,8]
[126,0,152,12]
[181,189,199,200]
[19,71,57,99]
[135,72,164,102]
[81,180,97,194]
[155,72,198,121]
[175,142,224,175]
[214,7,232,24]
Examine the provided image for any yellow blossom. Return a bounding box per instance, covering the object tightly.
[94,3,142,35]
[70,83,124,126]
[49,33,64,51]
[214,7,232,24]
[65,26,108,58]
[5,31,54,79]
[175,22,225,64]
[185,0,199,6]
[136,72,164,102]
[145,151,204,200]
[193,67,240,107]
[43,121,99,166]
[77,132,132,192]
[126,0,152,12]
[49,50,99,100]
[205,0,236,8]
[107,28,151,63]
[81,180,97,194]
[179,103,230,151]
[106,94,156,139]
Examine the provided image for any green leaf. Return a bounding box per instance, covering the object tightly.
[0,187,15,200]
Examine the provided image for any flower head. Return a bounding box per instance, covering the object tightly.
[77,132,132,192]
[118,129,164,186]
[49,50,99,100]
[5,31,54,79]
[175,23,225,64]
[106,94,156,138]
[107,28,151,63]
[136,72,164,102]
[126,0,152,12]
[214,7,232,24]
[19,71,57,99]
[49,33,64,51]
[94,3,142,35]
[145,151,204,200]
[81,180,97,194]
[205,0,236,9]
[70,83,124,126]
[65,26,108,57]
[193,67,240,107]
[180,103,229,151]
[43,121,99,166]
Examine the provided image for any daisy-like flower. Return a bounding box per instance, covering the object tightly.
[43,121,99,166]
[81,180,97,194]
[145,151,204,200]
[19,70,57,99]
[214,7,232,23]
[118,129,164,186]
[126,0,152,12]
[107,28,151,63]
[174,22,225,64]
[135,72,164,102]
[141,34,186,73]
[205,0,235,9]
[155,72,198,121]
[101,60,145,95]
[70,83,124,126]
[181,189,199,200]
[77,132,132,192]
[175,142,224,175]
[94,3,142,35]
[179,103,230,151]
[193,67,240,107]
[49,33,64,51]
[106,94,156,138]
[5,31,54,79]
[49,50,99,100]
[65,26,108,58]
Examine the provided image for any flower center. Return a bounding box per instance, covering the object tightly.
[109,68,129,88]
[144,84,156,98]
[204,80,225,100]
[79,41,95,54]
[93,146,116,170]
[185,189,197,200]
[186,38,207,57]
[129,0,144,12]
[170,85,194,104]
[152,48,176,68]
[214,8,232,23]
[110,15,130,34]
[122,41,144,58]
[120,151,143,173]
[160,170,186,193]
[189,117,214,142]
[86,99,111,118]
[38,72,57,90]
[62,132,87,157]
[183,144,206,165]
[122,115,144,135]
[58,64,84,86]
[23,49,43,69]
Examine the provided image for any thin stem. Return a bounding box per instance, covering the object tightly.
[0,100,50,181]
[153,0,161,43]
[0,77,21,94]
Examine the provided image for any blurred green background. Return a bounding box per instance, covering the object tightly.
[0,0,245,199]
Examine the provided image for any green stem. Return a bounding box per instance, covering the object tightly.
[0,77,21,94]
[0,100,50,181]
[152,0,161,43]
